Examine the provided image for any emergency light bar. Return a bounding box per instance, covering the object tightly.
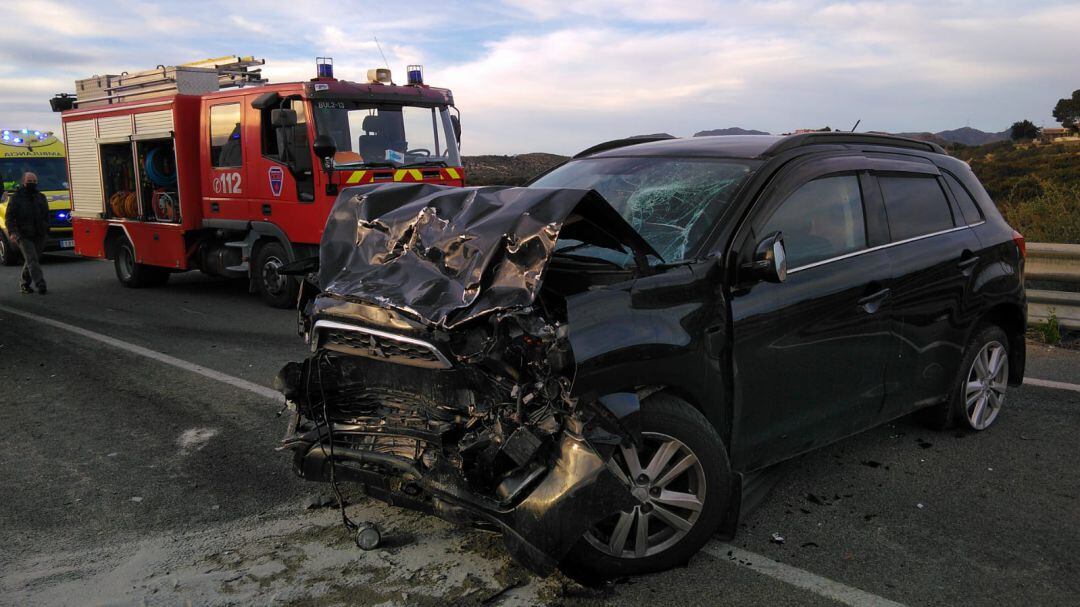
[316,57,334,79]
[407,65,423,85]
[1,129,51,144]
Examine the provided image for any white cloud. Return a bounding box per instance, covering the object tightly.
[1,0,1077,153]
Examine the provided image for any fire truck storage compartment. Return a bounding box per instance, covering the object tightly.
[135,138,180,223]
[99,137,182,223]
[100,141,139,220]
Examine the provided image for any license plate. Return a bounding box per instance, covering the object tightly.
[60,239,74,249]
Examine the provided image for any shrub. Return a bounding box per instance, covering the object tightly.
[999,179,1080,244]
[1033,308,1062,345]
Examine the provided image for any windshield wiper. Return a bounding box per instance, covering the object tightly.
[399,160,448,168]
[551,249,628,270]
[335,161,397,169]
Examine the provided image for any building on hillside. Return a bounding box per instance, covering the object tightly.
[1040,127,1075,142]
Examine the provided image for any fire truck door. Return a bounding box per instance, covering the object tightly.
[204,102,248,221]
[248,98,315,225]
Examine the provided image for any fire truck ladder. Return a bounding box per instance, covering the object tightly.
[70,56,267,109]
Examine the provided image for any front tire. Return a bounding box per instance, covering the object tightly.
[0,232,21,266]
[254,241,299,308]
[114,238,170,288]
[919,325,1009,431]
[559,393,732,583]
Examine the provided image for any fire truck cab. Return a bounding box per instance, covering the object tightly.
[56,57,464,307]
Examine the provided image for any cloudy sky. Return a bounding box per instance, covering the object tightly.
[2,0,1076,154]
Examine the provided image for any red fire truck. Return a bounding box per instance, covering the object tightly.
[53,56,464,307]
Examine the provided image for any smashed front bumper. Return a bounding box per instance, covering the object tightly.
[280,407,635,575]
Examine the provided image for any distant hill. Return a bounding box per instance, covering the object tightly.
[694,127,770,137]
[894,127,1009,147]
[461,126,1015,188]
[629,133,676,139]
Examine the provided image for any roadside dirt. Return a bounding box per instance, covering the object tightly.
[1,496,570,606]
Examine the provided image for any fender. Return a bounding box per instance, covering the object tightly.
[250,221,295,260]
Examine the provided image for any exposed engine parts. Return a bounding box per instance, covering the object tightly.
[277,183,655,575]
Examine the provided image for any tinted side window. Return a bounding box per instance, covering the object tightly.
[210,103,242,168]
[879,175,954,241]
[760,175,867,268]
[942,172,983,225]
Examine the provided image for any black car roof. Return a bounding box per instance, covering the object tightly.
[581,132,945,160]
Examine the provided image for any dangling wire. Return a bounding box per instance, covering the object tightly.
[306,350,358,532]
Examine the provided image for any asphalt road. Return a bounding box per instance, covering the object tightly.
[1,253,1077,606]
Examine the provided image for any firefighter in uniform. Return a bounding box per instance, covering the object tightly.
[5,172,49,294]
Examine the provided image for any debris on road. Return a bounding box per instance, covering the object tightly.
[302,494,336,510]
[770,532,785,545]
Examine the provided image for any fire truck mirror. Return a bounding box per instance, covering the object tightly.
[313,134,337,163]
[271,108,297,127]
[451,114,462,142]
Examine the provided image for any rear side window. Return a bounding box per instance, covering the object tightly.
[879,175,954,241]
[760,174,867,268]
[210,103,243,168]
[942,173,983,225]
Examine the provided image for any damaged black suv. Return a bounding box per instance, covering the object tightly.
[276,132,1026,581]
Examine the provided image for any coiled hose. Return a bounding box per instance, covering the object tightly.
[144,147,177,187]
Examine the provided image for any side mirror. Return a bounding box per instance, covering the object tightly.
[271,108,297,127]
[743,231,788,283]
[450,114,461,142]
[312,134,337,163]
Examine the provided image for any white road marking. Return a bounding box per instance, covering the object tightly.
[0,304,281,402]
[1024,377,1080,394]
[704,542,908,607]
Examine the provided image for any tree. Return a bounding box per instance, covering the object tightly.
[1052,90,1080,133]
[1010,119,1041,141]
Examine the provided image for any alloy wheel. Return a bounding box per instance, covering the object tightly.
[964,340,1008,430]
[584,432,706,558]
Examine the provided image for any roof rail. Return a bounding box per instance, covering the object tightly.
[573,134,677,159]
[763,132,946,156]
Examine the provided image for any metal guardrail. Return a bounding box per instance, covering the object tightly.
[1026,243,1080,330]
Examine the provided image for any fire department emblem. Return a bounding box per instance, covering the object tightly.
[268,166,284,197]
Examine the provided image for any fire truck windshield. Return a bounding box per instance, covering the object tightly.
[0,157,68,192]
[313,102,461,169]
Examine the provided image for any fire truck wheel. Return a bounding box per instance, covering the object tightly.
[0,231,22,266]
[254,241,298,308]
[114,239,170,288]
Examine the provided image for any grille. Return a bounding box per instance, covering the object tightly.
[324,329,440,363]
[314,321,450,369]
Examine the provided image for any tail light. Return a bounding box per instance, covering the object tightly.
[1012,230,1026,258]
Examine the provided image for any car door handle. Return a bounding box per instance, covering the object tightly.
[958,254,980,275]
[857,288,891,314]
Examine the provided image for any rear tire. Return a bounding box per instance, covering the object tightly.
[254,241,298,308]
[114,238,170,288]
[918,325,1009,432]
[0,232,21,266]
[559,393,732,583]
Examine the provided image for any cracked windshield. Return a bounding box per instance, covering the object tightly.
[314,102,461,169]
[530,157,757,263]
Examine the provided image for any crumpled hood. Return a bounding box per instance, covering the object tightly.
[319,183,658,329]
